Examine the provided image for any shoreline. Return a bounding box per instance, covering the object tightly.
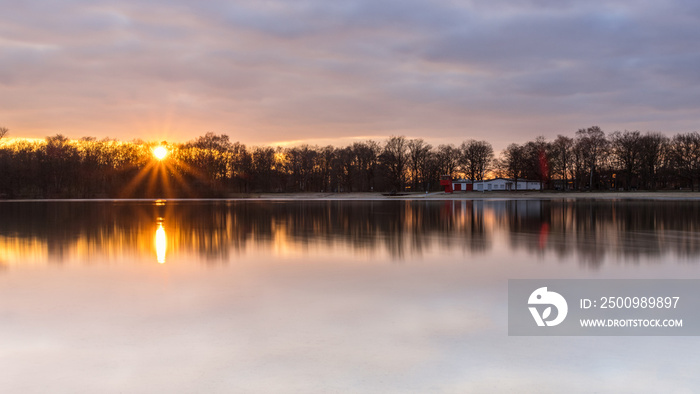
[250,191,700,201]
[2,191,700,202]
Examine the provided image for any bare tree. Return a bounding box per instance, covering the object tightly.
[434,144,460,180]
[251,146,276,192]
[671,132,700,191]
[609,130,641,190]
[638,132,669,190]
[332,146,355,192]
[382,136,409,191]
[185,133,232,188]
[318,145,335,192]
[459,140,494,182]
[500,143,526,190]
[523,136,550,189]
[352,141,380,192]
[285,145,317,192]
[43,134,78,196]
[575,126,607,190]
[551,135,574,190]
[189,132,232,151]
[0,127,9,140]
[407,139,432,191]
[230,142,252,192]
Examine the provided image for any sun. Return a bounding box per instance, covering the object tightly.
[153,146,168,160]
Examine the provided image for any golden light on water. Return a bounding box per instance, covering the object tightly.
[155,220,167,264]
[153,146,168,160]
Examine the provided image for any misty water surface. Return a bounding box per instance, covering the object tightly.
[1,200,699,393]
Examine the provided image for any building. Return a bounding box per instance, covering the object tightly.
[473,178,541,191]
[441,177,541,192]
[452,179,473,191]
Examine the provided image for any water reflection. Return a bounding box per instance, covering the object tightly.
[0,199,698,266]
[155,219,167,264]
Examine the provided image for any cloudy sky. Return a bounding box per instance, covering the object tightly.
[1,0,699,149]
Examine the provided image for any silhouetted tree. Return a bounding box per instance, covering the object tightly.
[352,141,380,192]
[381,136,409,191]
[334,146,355,192]
[42,135,79,197]
[551,135,574,190]
[523,136,550,189]
[3,128,700,198]
[434,144,459,180]
[575,126,607,190]
[500,143,526,190]
[190,132,232,151]
[638,132,669,190]
[230,142,252,192]
[251,146,276,192]
[609,130,641,190]
[318,145,335,192]
[671,132,700,191]
[459,140,494,182]
[407,139,432,191]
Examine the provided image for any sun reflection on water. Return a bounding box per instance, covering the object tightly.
[155,219,167,264]
[1,200,700,268]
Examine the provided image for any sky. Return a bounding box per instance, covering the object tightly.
[1,0,699,150]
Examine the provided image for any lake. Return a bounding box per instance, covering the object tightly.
[1,199,699,393]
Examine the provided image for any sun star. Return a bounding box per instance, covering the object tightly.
[153,146,168,160]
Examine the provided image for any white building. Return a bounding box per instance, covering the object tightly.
[473,178,541,191]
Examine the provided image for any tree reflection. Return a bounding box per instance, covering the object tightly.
[503,200,700,266]
[0,200,698,266]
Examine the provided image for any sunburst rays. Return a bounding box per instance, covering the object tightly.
[119,146,213,198]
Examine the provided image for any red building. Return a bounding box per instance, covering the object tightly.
[440,176,473,192]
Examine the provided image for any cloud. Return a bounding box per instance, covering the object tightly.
[1,0,699,148]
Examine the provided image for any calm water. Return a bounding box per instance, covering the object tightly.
[1,200,699,393]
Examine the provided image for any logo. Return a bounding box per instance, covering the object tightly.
[528,287,568,326]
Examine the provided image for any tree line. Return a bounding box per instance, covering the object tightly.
[0,126,698,198]
[498,127,700,192]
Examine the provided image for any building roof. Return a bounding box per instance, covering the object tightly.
[474,178,540,183]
